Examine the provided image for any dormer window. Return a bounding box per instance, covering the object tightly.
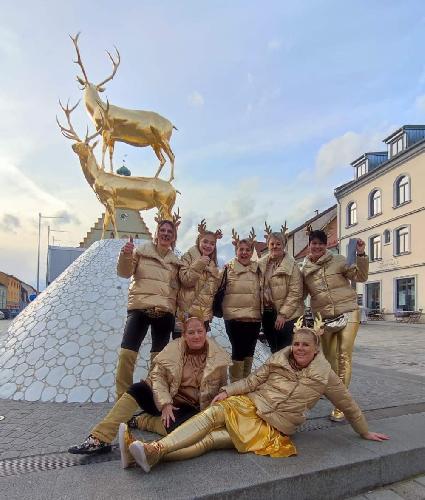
[386,132,406,158]
[356,162,367,178]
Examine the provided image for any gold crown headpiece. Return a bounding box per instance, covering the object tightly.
[264,220,288,242]
[231,227,256,247]
[198,219,223,240]
[293,313,324,344]
[155,208,181,228]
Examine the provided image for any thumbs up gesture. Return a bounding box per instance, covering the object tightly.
[122,235,135,255]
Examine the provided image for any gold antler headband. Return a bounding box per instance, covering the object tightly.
[198,219,223,240]
[293,313,324,344]
[155,208,181,228]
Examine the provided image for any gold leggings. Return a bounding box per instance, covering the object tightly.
[164,429,233,461]
[321,310,360,388]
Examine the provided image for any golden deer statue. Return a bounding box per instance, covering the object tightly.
[56,100,177,238]
[70,33,177,181]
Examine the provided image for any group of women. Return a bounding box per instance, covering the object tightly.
[69,215,388,468]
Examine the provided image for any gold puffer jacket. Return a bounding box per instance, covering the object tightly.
[117,242,181,313]
[223,347,368,436]
[177,246,221,321]
[148,337,231,410]
[222,259,261,322]
[258,253,304,319]
[301,250,369,319]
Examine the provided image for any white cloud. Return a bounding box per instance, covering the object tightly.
[267,39,282,51]
[0,27,20,57]
[187,91,205,108]
[315,130,387,179]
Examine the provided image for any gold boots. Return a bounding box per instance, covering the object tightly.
[115,348,138,401]
[129,404,226,472]
[243,357,254,378]
[229,360,244,382]
[135,413,167,436]
[118,423,136,469]
[91,392,139,443]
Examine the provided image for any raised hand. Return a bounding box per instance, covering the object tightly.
[356,238,366,254]
[122,235,134,255]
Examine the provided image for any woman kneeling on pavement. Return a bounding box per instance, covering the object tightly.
[222,228,261,382]
[114,212,182,401]
[176,219,223,334]
[122,315,389,472]
[259,222,304,353]
[68,317,231,456]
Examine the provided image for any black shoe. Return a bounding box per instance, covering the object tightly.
[127,416,138,429]
[68,435,112,455]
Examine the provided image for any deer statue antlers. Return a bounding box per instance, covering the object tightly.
[198,219,223,240]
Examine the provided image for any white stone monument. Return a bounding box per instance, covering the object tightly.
[0,240,269,403]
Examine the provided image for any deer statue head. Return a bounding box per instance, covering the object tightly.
[70,32,121,93]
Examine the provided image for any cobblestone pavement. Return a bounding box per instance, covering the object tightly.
[1,322,425,463]
[349,473,425,499]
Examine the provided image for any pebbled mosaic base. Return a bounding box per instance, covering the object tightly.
[0,240,269,403]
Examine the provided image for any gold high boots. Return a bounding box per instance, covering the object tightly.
[242,357,254,378]
[129,404,226,472]
[136,413,167,436]
[115,348,138,401]
[91,392,139,443]
[229,360,244,382]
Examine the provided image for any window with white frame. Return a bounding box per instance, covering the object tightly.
[394,175,410,206]
[383,229,391,245]
[396,277,415,311]
[356,162,367,178]
[369,189,381,217]
[369,235,381,261]
[347,202,357,226]
[395,226,409,255]
[390,136,404,157]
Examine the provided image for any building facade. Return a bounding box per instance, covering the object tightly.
[335,125,425,318]
[0,271,22,318]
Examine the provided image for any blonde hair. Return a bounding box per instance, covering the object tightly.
[196,231,218,265]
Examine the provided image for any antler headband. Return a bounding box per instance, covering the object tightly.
[155,208,182,228]
[293,313,325,344]
[264,220,288,241]
[198,219,223,240]
[231,227,257,246]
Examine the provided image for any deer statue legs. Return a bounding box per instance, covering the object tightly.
[153,140,175,182]
[101,131,115,173]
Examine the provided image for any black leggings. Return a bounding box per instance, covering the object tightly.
[121,310,175,353]
[126,381,198,432]
[262,309,295,353]
[224,320,260,360]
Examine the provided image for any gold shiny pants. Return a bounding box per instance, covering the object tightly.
[321,310,360,388]
[156,396,295,462]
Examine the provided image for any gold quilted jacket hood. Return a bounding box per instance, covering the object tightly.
[223,347,368,436]
[258,253,304,319]
[148,337,231,410]
[117,242,181,313]
[301,250,369,319]
[222,258,261,321]
[177,246,221,321]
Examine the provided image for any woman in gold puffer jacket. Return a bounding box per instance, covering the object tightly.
[222,229,261,382]
[259,223,304,354]
[125,321,388,473]
[115,218,181,401]
[301,229,368,422]
[177,220,222,329]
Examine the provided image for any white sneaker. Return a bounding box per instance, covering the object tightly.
[118,423,135,469]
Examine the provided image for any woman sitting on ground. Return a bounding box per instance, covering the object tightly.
[222,228,261,382]
[176,219,222,333]
[68,317,231,457]
[123,316,389,472]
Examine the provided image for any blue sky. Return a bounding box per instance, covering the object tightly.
[1,1,425,286]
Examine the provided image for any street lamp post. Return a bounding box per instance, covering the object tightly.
[36,213,65,294]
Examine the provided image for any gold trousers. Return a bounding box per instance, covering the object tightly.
[115,348,138,401]
[155,396,295,462]
[321,310,360,388]
[91,392,139,443]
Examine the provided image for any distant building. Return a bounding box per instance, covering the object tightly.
[0,271,22,318]
[335,124,425,318]
[79,208,151,249]
[46,246,86,286]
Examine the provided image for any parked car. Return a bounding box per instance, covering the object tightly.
[0,311,5,320]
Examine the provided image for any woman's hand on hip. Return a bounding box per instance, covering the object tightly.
[122,236,134,255]
[362,431,390,442]
[161,403,179,428]
[275,314,286,330]
[211,391,228,405]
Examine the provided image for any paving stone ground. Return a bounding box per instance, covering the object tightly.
[1,320,425,498]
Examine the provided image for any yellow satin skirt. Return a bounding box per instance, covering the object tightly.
[218,395,297,458]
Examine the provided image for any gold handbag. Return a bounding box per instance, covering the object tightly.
[324,313,348,333]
